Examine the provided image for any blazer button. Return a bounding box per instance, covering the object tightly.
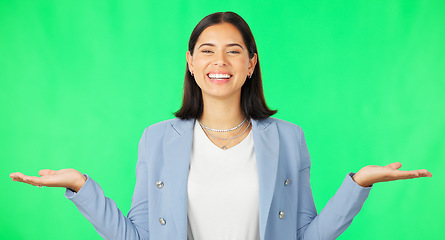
[156,181,164,189]
[284,179,290,186]
[279,211,285,219]
[159,217,166,225]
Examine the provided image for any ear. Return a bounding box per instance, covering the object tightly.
[248,53,257,74]
[186,51,193,73]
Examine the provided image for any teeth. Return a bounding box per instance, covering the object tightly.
[208,73,231,79]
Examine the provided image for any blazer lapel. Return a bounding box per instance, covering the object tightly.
[251,118,280,240]
[161,118,279,240]
[163,118,194,239]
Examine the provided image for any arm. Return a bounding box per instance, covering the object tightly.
[295,129,371,239]
[297,168,371,239]
[295,128,431,240]
[10,127,150,240]
[65,160,149,239]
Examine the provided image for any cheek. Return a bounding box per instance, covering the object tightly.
[234,58,250,71]
[193,61,207,85]
[233,60,249,79]
[193,58,210,71]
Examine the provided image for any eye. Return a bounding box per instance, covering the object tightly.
[201,50,213,54]
[228,50,240,54]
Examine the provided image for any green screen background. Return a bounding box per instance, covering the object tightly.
[1,0,443,239]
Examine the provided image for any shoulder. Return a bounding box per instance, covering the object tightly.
[254,117,307,146]
[145,118,175,132]
[142,118,195,137]
[256,117,303,136]
[138,118,194,154]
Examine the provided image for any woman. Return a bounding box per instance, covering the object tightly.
[10,12,431,240]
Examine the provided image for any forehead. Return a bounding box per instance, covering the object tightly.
[196,23,245,47]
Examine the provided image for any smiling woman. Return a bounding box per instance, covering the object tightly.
[187,23,254,101]
[176,12,276,121]
[9,11,432,240]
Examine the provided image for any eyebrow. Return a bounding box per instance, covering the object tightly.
[197,43,244,49]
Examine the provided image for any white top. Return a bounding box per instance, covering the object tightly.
[187,121,260,240]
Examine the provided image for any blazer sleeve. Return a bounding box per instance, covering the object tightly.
[64,127,150,240]
[296,128,372,240]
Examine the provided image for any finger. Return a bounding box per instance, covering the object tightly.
[396,169,433,178]
[9,172,18,179]
[10,173,20,181]
[10,172,27,182]
[413,169,432,177]
[386,170,415,180]
[387,162,402,170]
[10,172,22,178]
[22,175,46,186]
[392,169,435,181]
[39,169,57,176]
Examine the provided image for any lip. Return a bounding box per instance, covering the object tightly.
[207,70,232,75]
[206,71,233,84]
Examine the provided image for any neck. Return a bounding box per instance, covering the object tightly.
[200,94,246,130]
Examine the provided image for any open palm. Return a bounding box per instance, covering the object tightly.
[10,169,86,192]
[352,162,432,187]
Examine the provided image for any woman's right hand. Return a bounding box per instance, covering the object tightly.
[10,169,87,192]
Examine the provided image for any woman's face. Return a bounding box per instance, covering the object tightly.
[187,23,257,101]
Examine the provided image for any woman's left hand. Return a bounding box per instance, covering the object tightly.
[352,162,432,187]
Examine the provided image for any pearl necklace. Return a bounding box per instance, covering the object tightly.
[199,119,251,150]
[198,117,247,132]
[201,121,251,140]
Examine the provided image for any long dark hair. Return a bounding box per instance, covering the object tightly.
[175,12,276,120]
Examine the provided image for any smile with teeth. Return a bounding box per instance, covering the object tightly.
[207,73,232,79]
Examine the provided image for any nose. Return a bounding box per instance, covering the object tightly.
[213,51,227,66]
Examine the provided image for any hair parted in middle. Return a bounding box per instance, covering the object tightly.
[175,11,276,120]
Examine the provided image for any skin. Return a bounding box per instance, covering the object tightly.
[187,23,256,131]
[186,22,256,149]
[10,23,432,192]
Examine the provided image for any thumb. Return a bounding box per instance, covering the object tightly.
[39,169,57,176]
[387,162,402,170]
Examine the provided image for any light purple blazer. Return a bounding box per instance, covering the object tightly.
[65,117,371,239]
